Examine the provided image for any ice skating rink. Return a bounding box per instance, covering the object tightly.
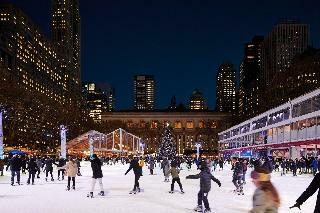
[0,162,316,213]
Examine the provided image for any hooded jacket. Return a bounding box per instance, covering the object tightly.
[186,167,221,192]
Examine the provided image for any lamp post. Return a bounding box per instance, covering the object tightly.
[60,125,67,159]
[195,143,201,161]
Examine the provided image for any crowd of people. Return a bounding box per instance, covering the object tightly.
[0,154,319,213]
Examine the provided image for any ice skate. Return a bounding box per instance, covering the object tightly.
[87,192,93,198]
[72,186,75,190]
[194,205,202,212]
[129,190,137,194]
[51,177,54,181]
[169,190,174,194]
[98,191,104,196]
[180,190,185,194]
[204,208,211,213]
[66,186,70,191]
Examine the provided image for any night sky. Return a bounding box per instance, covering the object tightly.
[7,0,320,110]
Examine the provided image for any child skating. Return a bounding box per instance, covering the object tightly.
[186,161,221,213]
[166,162,184,194]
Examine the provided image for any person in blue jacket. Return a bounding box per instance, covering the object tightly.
[186,160,221,213]
[311,157,318,176]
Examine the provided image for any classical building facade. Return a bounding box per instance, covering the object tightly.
[101,111,232,155]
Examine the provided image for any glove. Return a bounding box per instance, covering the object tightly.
[289,203,301,210]
[218,182,221,187]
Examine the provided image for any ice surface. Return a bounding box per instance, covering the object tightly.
[0,162,316,213]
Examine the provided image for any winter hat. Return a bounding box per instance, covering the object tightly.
[250,170,271,182]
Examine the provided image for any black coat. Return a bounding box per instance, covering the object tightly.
[296,172,320,213]
[186,168,221,193]
[27,160,38,173]
[44,158,54,170]
[91,158,103,179]
[8,157,22,171]
[125,159,142,176]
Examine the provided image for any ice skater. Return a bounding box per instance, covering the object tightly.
[125,156,142,194]
[7,155,22,186]
[167,162,184,194]
[27,157,38,185]
[61,157,78,190]
[290,171,320,212]
[88,154,104,198]
[232,157,244,195]
[250,168,280,212]
[161,157,170,182]
[149,157,155,175]
[55,157,66,180]
[44,156,54,181]
[186,161,221,213]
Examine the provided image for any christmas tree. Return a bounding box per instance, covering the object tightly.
[158,123,177,159]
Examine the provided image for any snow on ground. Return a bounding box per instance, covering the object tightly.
[0,162,317,213]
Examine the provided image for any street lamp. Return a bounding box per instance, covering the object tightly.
[195,142,202,160]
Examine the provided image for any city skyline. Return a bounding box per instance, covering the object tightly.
[6,0,320,110]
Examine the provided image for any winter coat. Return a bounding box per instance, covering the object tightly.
[44,158,54,171]
[233,161,243,178]
[311,160,318,169]
[242,162,248,173]
[296,172,320,213]
[125,159,142,176]
[91,158,103,179]
[186,168,221,193]
[250,188,279,213]
[149,160,155,170]
[262,161,273,173]
[8,157,22,171]
[27,160,38,173]
[64,161,78,177]
[56,158,67,168]
[167,167,180,178]
[36,159,43,169]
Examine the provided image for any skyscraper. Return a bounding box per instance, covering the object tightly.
[261,20,309,109]
[239,36,264,120]
[133,75,155,110]
[189,89,208,111]
[261,21,309,88]
[216,63,236,113]
[52,0,81,98]
[82,82,115,122]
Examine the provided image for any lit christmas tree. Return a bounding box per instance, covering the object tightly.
[158,123,177,159]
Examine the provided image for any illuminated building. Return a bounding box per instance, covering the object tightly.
[133,75,155,111]
[0,2,85,150]
[82,82,115,123]
[216,63,236,113]
[102,111,232,155]
[52,0,81,99]
[189,89,208,111]
[239,36,264,120]
[261,20,309,110]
